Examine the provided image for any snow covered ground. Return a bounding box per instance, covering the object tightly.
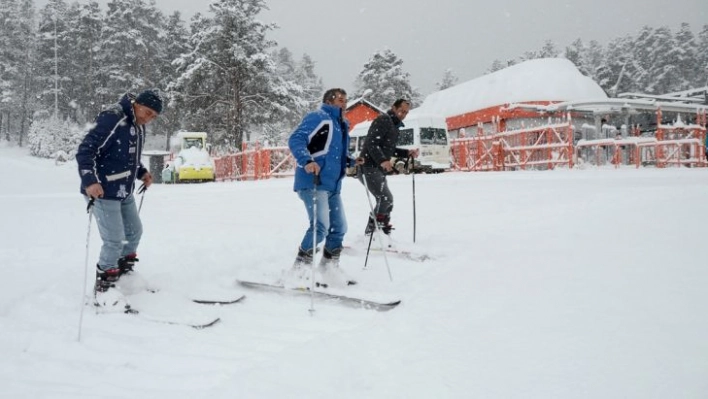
[1,143,707,398]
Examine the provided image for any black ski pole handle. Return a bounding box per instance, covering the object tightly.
[86,197,95,213]
[313,173,320,186]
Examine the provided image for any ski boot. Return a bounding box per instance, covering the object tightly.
[93,266,129,310]
[117,253,139,276]
[316,247,356,288]
[376,214,394,235]
[280,247,314,288]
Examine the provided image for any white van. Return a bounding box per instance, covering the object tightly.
[348,113,451,173]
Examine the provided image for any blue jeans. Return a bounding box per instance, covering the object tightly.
[297,189,347,252]
[89,195,143,270]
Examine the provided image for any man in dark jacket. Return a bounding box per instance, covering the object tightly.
[76,89,162,305]
[357,98,418,236]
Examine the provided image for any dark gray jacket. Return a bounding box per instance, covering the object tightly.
[360,110,410,168]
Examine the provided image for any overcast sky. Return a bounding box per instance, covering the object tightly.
[39,0,708,98]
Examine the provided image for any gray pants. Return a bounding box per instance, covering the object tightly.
[88,194,143,270]
[357,165,393,216]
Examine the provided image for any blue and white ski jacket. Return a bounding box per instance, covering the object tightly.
[76,93,148,201]
[288,103,354,193]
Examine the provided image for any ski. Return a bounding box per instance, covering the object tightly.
[369,247,431,262]
[126,307,222,329]
[124,287,246,305]
[92,302,222,329]
[192,294,246,305]
[342,245,431,262]
[236,280,401,311]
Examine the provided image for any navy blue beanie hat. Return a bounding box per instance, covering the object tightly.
[135,89,163,114]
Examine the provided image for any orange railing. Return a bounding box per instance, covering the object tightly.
[213,142,295,181]
[450,118,574,171]
[451,109,707,170]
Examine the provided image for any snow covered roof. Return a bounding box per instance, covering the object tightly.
[417,58,608,117]
[346,97,385,113]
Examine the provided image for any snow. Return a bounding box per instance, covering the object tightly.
[173,146,213,169]
[418,58,608,117]
[2,143,708,398]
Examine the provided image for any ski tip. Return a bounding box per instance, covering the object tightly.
[192,295,246,305]
[192,317,221,329]
[371,300,401,311]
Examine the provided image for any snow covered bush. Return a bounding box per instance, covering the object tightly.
[27,116,85,161]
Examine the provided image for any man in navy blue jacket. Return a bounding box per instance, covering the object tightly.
[286,88,360,287]
[76,89,162,303]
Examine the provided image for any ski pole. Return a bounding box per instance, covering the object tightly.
[364,223,375,269]
[410,156,417,243]
[361,172,392,281]
[137,183,147,213]
[309,173,320,315]
[78,197,95,342]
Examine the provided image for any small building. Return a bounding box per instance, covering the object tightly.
[345,98,385,130]
[417,58,608,136]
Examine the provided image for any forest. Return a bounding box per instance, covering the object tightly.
[0,0,706,159]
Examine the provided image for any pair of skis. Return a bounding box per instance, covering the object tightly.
[235,243,434,313]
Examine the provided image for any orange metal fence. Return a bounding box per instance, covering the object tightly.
[451,109,707,170]
[576,112,707,168]
[450,119,574,171]
[213,142,295,181]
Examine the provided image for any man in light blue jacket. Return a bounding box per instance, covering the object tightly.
[287,88,359,286]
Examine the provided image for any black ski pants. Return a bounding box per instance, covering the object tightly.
[357,165,393,217]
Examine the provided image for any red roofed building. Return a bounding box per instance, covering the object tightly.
[344,98,384,130]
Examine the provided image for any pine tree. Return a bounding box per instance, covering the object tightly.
[596,35,640,96]
[695,25,708,88]
[583,40,605,82]
[169,0,277,147]
[487,59,506,73]
[27,114,82,159]
[674,23,699,89]
[538,40,559,58]
[157,11,190,149]
[648,26,683,94]
[353,49,420,109]
[565,39,590,76]
[98,0,165,106]
[63,1,103,122]
[35,0,70,119]
[435,69,458,91]
[633,26,658,93]
[295,54,323,111]
[0,0,25,140]
[15,0,38,146]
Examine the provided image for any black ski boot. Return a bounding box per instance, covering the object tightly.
[117,253,139,276]
[94,266,121,293]
[376,214,394,235]
[94,266,131,310]
[293,247,314,268]
[320,247,342,268]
